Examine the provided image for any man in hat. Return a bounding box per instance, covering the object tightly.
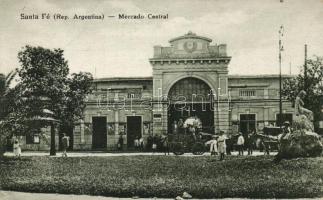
[281,121,292,139]
[278,121,292,148]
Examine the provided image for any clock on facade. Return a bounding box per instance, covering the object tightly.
[184,41,197,53]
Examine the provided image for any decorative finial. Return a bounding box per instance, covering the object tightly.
[186,31,195,36]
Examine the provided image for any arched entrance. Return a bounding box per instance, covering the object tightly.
[167,77,215,134]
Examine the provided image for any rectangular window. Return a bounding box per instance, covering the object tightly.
[239,90,256,97]
[26,133,40,144]
[127,89,141,99]
[239,114,256,134]
[33,135,40,144]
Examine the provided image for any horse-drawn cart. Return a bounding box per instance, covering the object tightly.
[167,132,213,155]
[257,126,282,151]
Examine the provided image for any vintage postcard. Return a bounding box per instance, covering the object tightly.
[0,0,323,199]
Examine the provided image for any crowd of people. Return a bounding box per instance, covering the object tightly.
[117,134,168,152]
[206,128,276,160]
[11,120,290,158]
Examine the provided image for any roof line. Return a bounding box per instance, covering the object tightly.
[93,76,153,82]
[228,74,296,78]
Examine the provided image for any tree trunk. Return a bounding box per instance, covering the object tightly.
[50,122,56,156]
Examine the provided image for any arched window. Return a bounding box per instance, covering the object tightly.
[168,77,212,102]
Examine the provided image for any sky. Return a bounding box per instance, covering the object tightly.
[0,0,323,78]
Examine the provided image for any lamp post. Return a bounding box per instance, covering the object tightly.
[278,25,284,127]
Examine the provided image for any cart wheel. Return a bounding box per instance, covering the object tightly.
[170,142,184,155]
[192,142,205,155]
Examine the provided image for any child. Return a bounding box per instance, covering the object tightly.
[207,135,218,156]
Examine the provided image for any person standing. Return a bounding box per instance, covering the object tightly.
[193,116,199,129]
[139,137,144,151]
[188,124,196,140]
[172,120,178,134]
[146,134,153,151]
[226,134,234,155]
[61,133,70,157]
[13,139,21,157]
[217,131,226,161]
[237,132,245,155]
[118,134,124,151]
[134,136,139,150]
[246,130,255,155]
[208,135,218,156]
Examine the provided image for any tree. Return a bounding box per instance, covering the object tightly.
[0,71,17,119]
[14,45,93,155]
[18,46,69,120]
[0,70,19,156]
[282,56,323,131]
[60,72,93,149]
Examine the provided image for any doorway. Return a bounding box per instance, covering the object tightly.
[167,77,215,134]
[127,116,142,148]
[168,103,214,134]
[239,114,256,134]
[92,117,107,149]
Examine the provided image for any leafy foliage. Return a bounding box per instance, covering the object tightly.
[17,46,69,121]
[0,156,323,198]
[0,71,20,156]
[282,56,323,124]
[15,46,93,131]
[0,71,18,120]
[0,46,93,153]
[62,72,93,127]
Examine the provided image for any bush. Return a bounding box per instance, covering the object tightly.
[0,156,322,198]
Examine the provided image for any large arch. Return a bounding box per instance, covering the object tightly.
[167,77,215,134]
[168,77,213,102]
[165,74,216,97]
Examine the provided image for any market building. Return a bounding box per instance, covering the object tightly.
[71,32,294,151]
[19,32,295,151]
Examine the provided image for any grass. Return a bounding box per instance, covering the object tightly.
[0,155,323,198]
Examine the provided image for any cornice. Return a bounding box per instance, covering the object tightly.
[149,57,231,65]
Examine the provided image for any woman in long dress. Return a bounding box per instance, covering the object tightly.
[13,139,21,157]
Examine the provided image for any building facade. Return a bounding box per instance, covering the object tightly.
[19,32,295,151]
[71,32,294,151]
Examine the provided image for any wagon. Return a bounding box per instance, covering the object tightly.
[258,126,282,151]
[167,132,213,155]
